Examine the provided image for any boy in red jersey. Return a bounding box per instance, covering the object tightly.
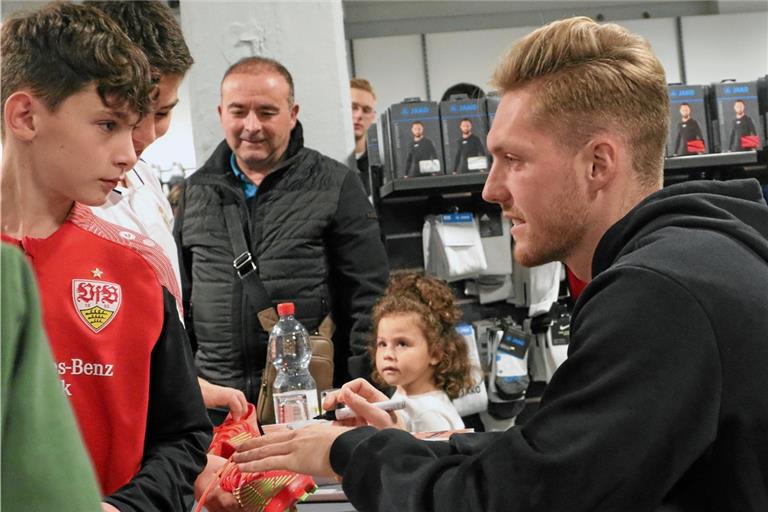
[0,3,211,511]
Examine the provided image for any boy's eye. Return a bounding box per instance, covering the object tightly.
[154,111,170,119]
[98,121,117,132]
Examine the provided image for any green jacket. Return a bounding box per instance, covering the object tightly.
[1,243,102,511]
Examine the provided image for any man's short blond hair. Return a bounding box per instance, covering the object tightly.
[350,77,376,100]
[491,17,668,187]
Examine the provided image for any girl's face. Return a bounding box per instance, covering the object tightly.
[375,313,440,396]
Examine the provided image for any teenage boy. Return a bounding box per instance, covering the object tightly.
[85,0,248,422]
[0,4,211,511]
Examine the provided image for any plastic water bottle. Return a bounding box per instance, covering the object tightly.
[269,302,319,423]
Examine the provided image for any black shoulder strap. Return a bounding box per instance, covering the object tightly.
[222,203,278,331]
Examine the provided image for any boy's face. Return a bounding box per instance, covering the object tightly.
[31,84,138,206]
[132,73,183,157]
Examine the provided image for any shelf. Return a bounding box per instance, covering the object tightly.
[376,150,766,199]
[663,150,759,171]
[379,172,487,199]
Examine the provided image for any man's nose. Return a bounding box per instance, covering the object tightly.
[243,111,260,132]
[482,159,508,205]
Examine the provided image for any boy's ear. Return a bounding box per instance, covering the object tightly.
[4,91,38,141]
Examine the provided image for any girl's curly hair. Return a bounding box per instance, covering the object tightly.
[370,272,473,399]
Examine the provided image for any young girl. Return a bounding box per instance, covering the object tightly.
[370,272,473,432]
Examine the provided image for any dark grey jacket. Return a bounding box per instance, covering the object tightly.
[174,123,388,401]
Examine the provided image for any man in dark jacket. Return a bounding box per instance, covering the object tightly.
[404,121,440,177]
[233,17,768,512]
[452,118,487,173]
[728,99,759,151]
[174,57,388,408]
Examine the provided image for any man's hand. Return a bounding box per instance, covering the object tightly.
[198,377,247,419]
[232,425,351,478]
[194,454,241,512]
[101,504,120,512]
[324,378,406,430]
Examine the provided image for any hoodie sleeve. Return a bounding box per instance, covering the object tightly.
[329,265,721,512]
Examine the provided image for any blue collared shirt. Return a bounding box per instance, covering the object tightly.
[230,153,258,199]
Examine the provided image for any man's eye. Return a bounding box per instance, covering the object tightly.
[155,111,170,119]
[98,121,116,132]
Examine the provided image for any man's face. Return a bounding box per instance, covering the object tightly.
[218,71,298,173]
[411,123,424,139]
[482,87,590,268]
[132,73,184,158]
[31,84,138,206]
[679,104,690,120]
[460,120,472,136]
[734,101,745,116]
[351,87,376,141]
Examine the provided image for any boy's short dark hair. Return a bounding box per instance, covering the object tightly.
[85,0,193,78]
[1,2,153,124]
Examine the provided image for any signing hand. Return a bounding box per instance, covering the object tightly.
[232,424,351,478]
[323,378,406,430]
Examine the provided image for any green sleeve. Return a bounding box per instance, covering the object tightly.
[1,244,103,511]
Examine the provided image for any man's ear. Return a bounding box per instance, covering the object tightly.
[289,103,299,129]
[4,91,38,141]
[580,137,619,194]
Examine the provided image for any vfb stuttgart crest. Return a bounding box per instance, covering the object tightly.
[72,279,122,333]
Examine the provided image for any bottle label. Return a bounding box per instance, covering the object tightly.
[273,389,320,424]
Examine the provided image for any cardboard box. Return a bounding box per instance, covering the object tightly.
[711,81,764,152]
[666,85,711,156]
[440,95,489,174]
[387,98,444,179]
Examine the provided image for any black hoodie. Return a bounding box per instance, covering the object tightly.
[330,179,768,512]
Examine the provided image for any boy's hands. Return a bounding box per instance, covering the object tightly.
[194,455,241,512]
[198,377,247,419]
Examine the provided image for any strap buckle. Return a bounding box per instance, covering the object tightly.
[233,251,257,278]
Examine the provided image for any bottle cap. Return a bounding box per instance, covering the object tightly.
[277,302,295,316]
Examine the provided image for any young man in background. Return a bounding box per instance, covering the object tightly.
[350,77,377,195]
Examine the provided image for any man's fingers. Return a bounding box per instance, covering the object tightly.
[236,453,297,474]
[341,378,388,403]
